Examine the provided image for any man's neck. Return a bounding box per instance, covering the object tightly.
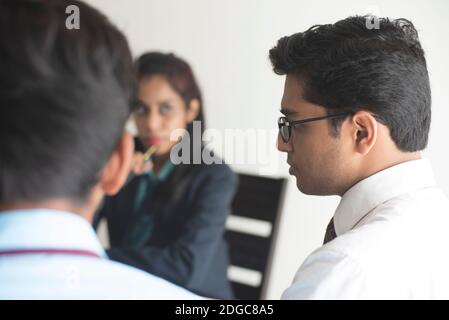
[340,151,422,197]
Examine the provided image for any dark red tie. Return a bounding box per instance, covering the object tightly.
[323,217,337,244]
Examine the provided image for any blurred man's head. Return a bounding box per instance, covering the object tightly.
[0,0,135,218]
[270,16,430,196]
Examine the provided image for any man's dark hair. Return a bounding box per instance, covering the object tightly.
[269,15,431,152]
[0,0,135,204]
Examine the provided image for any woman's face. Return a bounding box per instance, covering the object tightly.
[134,75,198,157]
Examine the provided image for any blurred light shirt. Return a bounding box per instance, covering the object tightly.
[0,209,200,299]
[283,158,449,299]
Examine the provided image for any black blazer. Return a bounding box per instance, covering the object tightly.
[94,151,238,299]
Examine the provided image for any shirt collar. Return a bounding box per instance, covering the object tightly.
[334,158,436,236]
[0,208,106,258]
[157,160,174,181]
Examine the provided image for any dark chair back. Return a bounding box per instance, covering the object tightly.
[225,173,287,299]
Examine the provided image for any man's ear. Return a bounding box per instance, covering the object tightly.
[99,130,134,196]
[186,98,200,123]
[351,111,378,156]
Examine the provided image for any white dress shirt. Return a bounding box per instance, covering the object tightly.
[0,209,200,299]
[282,158,449,299]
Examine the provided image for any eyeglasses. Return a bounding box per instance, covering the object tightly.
[278,112,352,143]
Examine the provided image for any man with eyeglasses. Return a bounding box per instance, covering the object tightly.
[270,16,449,299]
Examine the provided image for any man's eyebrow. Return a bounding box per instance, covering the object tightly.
[280,108,298,116]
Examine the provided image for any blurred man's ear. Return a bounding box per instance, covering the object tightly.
[99,131,134,195]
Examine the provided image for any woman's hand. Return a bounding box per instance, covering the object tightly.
[130,152,153,175]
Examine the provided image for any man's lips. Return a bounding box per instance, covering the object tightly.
[289,166,295,175]
[287,160,296,175]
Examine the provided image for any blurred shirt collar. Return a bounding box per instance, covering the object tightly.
[0,208,106,258]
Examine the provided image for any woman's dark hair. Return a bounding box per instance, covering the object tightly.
[0,0,135,204]
[135,52,206,138]
[269,15,431,152]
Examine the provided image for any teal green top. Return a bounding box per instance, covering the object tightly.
[126,161,174,247]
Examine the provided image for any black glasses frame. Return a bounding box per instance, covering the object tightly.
[278,112,352,143]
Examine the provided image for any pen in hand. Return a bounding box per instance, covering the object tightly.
[130,145,158,176]
[142,145,158,162]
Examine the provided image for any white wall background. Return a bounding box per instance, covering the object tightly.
[88,0,449,299]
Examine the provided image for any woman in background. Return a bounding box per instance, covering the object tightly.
[94,52,237,299]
